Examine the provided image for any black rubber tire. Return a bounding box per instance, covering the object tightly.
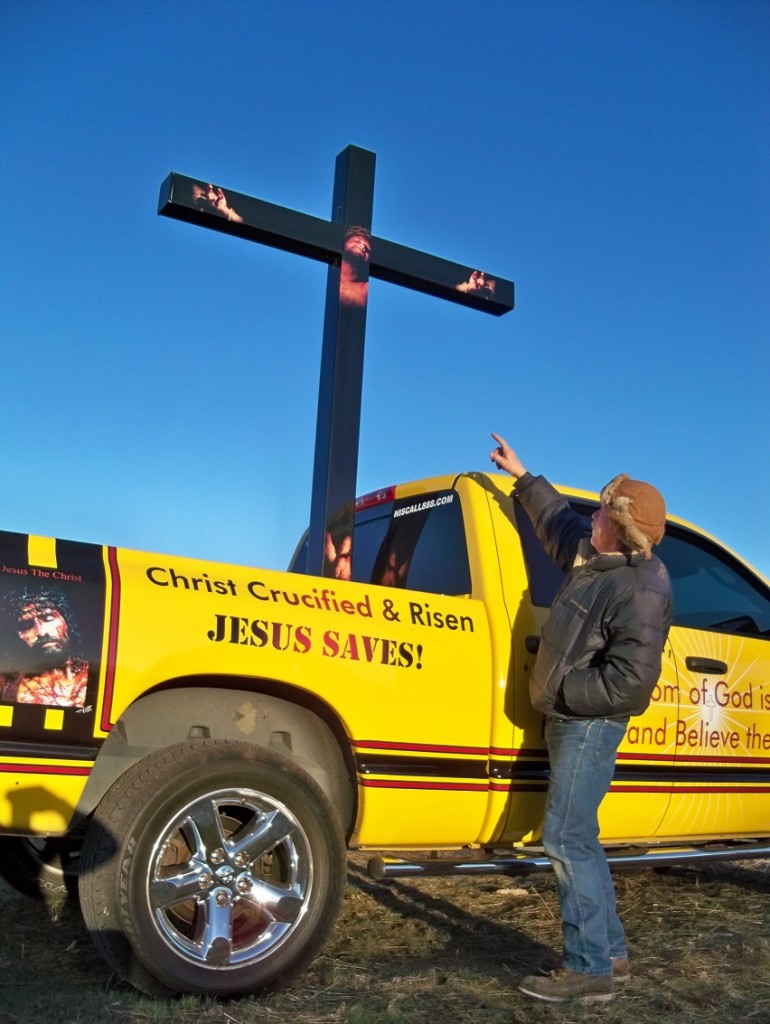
[78,739,347,997]
[0,835,81,901]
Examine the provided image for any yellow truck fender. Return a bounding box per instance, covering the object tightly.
[76,686,356,834]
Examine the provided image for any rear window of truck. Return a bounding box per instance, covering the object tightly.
[291,489,472,596]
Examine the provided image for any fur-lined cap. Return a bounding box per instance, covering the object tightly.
[600,474,666,559]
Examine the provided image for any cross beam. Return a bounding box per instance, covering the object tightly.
[158,145,514,577]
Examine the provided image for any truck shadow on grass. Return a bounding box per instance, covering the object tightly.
[344,858,556,977]
[652,857,770,894]
[343,855,770,984]
[337,856,770,1024]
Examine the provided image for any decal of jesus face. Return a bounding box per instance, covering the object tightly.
[17,601,71,658]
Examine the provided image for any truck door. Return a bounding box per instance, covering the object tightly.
[655,523,770,838]
[505,499,677,843]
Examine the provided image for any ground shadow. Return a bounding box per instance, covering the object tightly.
[346,858,555,975]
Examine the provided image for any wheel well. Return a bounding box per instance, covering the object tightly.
[77,682,356,836]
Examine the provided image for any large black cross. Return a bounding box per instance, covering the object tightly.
[158,145,514,578]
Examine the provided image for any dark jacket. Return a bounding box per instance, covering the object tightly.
[515,473,673,721]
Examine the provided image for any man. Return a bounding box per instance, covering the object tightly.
[489,433,672,1004]
[0,587,88,708]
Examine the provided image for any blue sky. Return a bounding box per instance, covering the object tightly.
[2,1,768,578]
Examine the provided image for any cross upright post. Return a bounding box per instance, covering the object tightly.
[158,146,513,578]
[309,147,374,582]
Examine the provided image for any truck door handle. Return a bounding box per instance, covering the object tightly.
[685,656,728,675]
[525,635,540,654]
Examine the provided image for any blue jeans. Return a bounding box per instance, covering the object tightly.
[543,717,628,976]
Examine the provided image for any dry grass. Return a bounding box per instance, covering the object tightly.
[1,854,768,1024]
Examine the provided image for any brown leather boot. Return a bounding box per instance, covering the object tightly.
[519,968,615,1003]
[540,955,630,983]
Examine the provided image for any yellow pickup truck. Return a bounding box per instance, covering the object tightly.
[1,471,768,997]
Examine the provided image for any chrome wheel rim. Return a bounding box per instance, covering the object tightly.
[146,788,312,969]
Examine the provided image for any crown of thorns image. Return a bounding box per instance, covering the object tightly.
[0,584,85,665]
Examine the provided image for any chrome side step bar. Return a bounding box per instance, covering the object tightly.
[367,840,770,880]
